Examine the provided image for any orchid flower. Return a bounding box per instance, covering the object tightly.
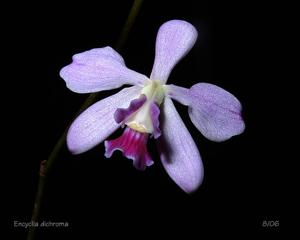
[59,20,245,193]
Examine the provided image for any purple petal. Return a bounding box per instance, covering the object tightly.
[168,83,245,142]
[189,83,245,142]
[67,86,142,154]
[157,97,204,193]
[150,20,198,83]
[150,101,161,139]
[60,47,148,93]
[73,46,126,66]
[114,94,147,124]
[105,127,153,171]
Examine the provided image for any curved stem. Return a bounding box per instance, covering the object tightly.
[27,1,143,239]
[115,0,143,50]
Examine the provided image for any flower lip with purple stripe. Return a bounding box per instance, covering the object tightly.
[104,127,153,171]
[104,79,166,169]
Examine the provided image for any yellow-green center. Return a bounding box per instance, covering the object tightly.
[126,80,166,133]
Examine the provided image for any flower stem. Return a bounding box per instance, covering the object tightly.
[26,1,143,239]
[116,0,143,50]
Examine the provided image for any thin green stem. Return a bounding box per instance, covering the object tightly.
[27,1,143,239]
[115,0,143,50]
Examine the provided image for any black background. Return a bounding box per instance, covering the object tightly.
[7,0,282,238]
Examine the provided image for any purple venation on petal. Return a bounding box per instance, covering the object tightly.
[114,94,147,124]
[104,127,153,171]
[72,47,126,66]
[60,46,148,93]
[188,83,245,142]
[150,20,198,83]
[150,101,161,139]
[157,97,204,193]
[167,83,245,142]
